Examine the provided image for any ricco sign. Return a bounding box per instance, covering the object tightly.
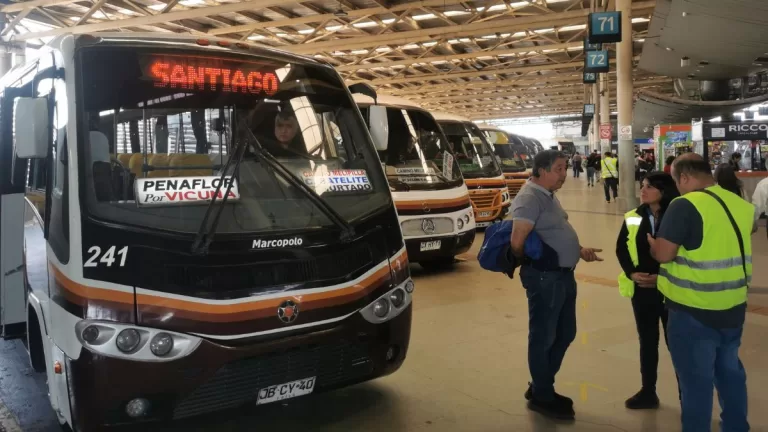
[704,121,768,141]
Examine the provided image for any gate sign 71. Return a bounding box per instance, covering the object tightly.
[588,11,622,44]
[585,50,610,73]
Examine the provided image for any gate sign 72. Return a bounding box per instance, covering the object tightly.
[588,11,622,44]
[585,50,610,73]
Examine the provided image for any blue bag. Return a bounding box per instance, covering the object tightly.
[477,220,544,278]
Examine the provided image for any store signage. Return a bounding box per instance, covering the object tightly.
[588,11,622,44]
[583,72,597,84]
[585,50,609,73]
[703,122,768,141]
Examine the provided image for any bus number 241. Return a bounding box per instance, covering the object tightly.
[84,246,129,268]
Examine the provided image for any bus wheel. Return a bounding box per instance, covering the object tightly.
[27,310,45,373]
[419,257,455,271]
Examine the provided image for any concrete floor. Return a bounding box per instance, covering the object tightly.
[1,174,767,431]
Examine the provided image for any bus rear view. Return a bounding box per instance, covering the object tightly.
[1,33,412,431]
[431,112,510,228]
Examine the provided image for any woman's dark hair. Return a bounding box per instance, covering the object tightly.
[643,172,680,218]
[714,163,743,197]
[665,155,675,166]
[731,152,742,161]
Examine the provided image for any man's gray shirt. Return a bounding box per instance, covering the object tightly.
[511,180,581,268]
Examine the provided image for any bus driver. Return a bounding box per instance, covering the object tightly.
[267,109,308,158]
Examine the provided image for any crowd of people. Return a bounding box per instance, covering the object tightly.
[510,149,761,431]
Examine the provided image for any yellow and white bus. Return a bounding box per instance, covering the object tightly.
[476,123,530,200]
[431,112,510,228]
[354,95,475,270]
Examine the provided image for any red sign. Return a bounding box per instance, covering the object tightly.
[599,124,611,140]
[146,55,280,96]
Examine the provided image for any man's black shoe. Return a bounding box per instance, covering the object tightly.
[625,389,660,410]
[524,383,573,407]
[527,397,575,420]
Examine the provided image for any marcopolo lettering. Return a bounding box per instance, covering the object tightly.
[252,237,304,249]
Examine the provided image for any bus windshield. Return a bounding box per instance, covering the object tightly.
[439,121,501,179]
[78,47,390,235]
[361,106,463,191]
[482,130,526,172]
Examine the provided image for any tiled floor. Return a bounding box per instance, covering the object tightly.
[2,174,767,431]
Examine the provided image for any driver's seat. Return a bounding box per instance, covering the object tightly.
[90,131,116,202]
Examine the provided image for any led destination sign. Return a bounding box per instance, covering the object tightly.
[145,55,281,95]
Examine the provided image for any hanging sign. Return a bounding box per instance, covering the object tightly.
[583,104,595,118]
[588,11,622,44]
[585,50,609,73]
[599,124,611,140]
[583,38,603,52]
[583,72,597,84]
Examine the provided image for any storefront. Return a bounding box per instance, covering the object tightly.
[701,121,768,199]
[654,124,693,169]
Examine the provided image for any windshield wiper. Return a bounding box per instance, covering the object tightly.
[243,128,356,243]
[190,129,249,256]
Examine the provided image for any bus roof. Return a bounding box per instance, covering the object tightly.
[431,111,471,122]
[44,32,325,69]
[352,93,424,109]
[475,123,505,133]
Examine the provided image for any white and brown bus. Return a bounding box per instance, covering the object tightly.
[476,123,530,200]
[0,32,413,431]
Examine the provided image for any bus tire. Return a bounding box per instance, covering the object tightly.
[419,257,455,271]
[27,309,45,373]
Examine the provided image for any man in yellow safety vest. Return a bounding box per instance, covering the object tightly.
[648,153,756,432]
[601,151,618,203]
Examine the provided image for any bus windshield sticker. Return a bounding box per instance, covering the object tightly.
[301,169,373,194]
[442,152,454,179]
[394,167,436,175]
[141,54,280,96]
[135,176,240,207]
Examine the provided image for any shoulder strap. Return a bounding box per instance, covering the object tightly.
[699,190,748,282]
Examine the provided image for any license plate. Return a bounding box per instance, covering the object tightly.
[478,211,492,218]
[420,240,441,251]
[257,377,316,405]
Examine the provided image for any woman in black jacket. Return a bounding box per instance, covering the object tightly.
[615,172,680,409]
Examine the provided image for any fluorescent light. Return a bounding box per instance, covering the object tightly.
[350,49,368,55]
[412,13,436,20]
[247,35,265,40]
[375,47,392,52]
[631,17,650,23]
[422,41,438,47]
[179,0,204,5]
[354,21,378,28]
[709,116,722,122]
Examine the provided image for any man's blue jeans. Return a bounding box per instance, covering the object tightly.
[520,265,577,402]
[667,308,749,432]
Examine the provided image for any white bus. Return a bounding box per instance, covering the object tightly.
[0,33,413,431]
[431,112,511,228]
[354,95,475,270]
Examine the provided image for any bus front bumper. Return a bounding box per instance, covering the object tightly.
[404,230,475,262]
[66,306,412,431]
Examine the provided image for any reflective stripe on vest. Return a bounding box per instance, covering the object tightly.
[601,157,617,178]
[617,210,641,298]
[657,185,753,311]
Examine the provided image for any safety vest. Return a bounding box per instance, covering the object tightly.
[658,185,753,311]
[617,209,642,298]
[601,157,618,179]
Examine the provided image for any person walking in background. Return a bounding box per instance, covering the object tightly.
[602,151,619,203]
[572,152,583,178]
[663,155,675,174]
[752,176,768,240]
[714,163,744,198]
[616,172,680,410]
[585,151,598,187]
[509,150,603,420]
[648,154,756,432]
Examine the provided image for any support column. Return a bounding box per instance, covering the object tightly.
[599,74,610,154]
[616,0,637,210]
[592,80,600,152]
[0,51,11,78]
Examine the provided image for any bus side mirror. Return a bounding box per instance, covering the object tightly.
[367,105,388,151]
[348,83,377,102]
[14,98,49,159]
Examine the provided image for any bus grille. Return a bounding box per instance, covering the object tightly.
[507,182,524,197]
[470,190,497,209]
[173,340,373,419]
[158,243,373,296]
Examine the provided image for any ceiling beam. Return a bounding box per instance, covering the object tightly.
[1,0,84,13]
[284,2,655,55]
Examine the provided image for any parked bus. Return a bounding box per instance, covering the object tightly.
[0,33,413,431]
[476,123,529,199]
[353,95,475,270]
[431,112,510,228]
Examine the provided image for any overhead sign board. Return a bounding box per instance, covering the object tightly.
[703,121,768,141]
[583,72,597,84]
[583,104,595,117]
[588,11,622,44]
[583,38,602,52]
[585,50,610,73]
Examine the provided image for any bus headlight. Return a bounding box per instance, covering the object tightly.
[457,218,464,230]
[360,279,413,323]
[116,329,141,353]
[464,214,470,223]
[75,321,201,362]
[150,333,174,357]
